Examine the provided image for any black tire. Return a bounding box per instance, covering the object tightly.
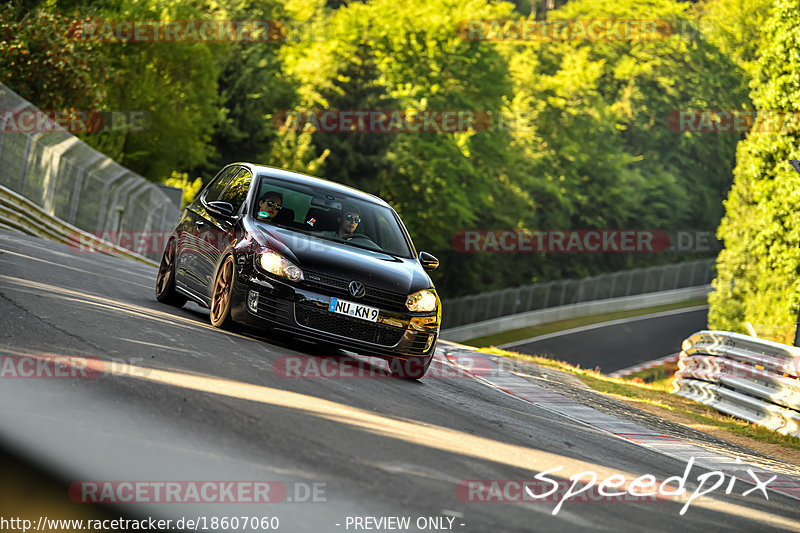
[390,354,432,380]
[210,255,236,329]
[155,239,187,307]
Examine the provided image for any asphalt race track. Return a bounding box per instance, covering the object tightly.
[501,307,708,373]
[1,229,799,532]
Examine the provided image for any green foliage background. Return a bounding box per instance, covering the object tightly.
[1,0,788,313]
[708,0,800,342]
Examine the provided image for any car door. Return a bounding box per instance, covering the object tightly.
[179,165,241,295]
[194,167,253,296]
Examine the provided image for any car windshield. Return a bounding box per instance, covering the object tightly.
[252,175,414,258]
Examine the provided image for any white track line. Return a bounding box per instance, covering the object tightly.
[499,305,709,349]
[608,353,680,378]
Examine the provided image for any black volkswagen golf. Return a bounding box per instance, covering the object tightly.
[155,163,441,378]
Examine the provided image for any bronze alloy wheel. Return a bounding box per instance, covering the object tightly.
[210,255,235,328]
[155,239,187,307]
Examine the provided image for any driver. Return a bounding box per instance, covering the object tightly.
[324,204,361,239]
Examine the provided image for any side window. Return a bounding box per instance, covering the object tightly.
[202,166,240,203]
[219,169,252,212]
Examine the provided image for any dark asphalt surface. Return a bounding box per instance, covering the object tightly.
[0,229,797,532]
[504,308,708,373]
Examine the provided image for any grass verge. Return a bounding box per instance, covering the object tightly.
[463,297,708,347]
[478,346,800,457]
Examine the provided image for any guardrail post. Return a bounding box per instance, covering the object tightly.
[592,275,602,300]
[625,270,635,296]
[65,150,104,225]
[643,268,652,294]
[18,135,33,192]
[96,168,128,231]
[689,260,698,287]
[0,111,6,154]
[469,295,479,324]
[510,290,520,315]
[496,291,506,319]
[525,285,536,312]
[543,282,552,307]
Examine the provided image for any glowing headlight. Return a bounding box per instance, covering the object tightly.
[258,249,304,281]
[406,289,437,312]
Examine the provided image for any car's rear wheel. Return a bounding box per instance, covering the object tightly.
[210,255,236,328]
[155,239,187,307]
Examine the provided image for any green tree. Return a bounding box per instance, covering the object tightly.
[693,0,772,78]
[201,0,298,177]
[0,5,108,111]
[709,0,800,342]
[85,0,227,180]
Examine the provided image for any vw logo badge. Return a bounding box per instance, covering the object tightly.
[349,280,366,298]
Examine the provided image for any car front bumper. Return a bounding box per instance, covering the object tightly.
[230,270,439,362]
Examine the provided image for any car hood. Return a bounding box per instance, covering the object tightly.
[250,222,432,295]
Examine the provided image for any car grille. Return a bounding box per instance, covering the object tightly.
[406,332,435,355]
[294,304,405,346]
[303,271,407,310]
[253,291,292,321]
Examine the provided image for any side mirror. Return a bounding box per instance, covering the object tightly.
[419,251,439,271]
[207,201,234,218]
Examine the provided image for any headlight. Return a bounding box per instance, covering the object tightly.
[406,289,437,312]
[258,249,304,281]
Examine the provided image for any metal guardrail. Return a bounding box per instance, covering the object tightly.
[673,330,800,438]
[0,83,179,261]
[442,259,715,329]
[442,286,710,342]
[0,184,157,267]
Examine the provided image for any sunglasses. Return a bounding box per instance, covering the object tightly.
[263,200,282,209]
[344,214,361,223]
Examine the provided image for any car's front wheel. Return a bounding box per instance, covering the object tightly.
[155,239,187,307]
[210,255,236,328]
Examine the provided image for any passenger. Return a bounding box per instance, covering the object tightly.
[256,191,282,221]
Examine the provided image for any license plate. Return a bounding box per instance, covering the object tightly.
[328,297,379,322]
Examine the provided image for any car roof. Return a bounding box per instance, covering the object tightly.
[237,163,391,208]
